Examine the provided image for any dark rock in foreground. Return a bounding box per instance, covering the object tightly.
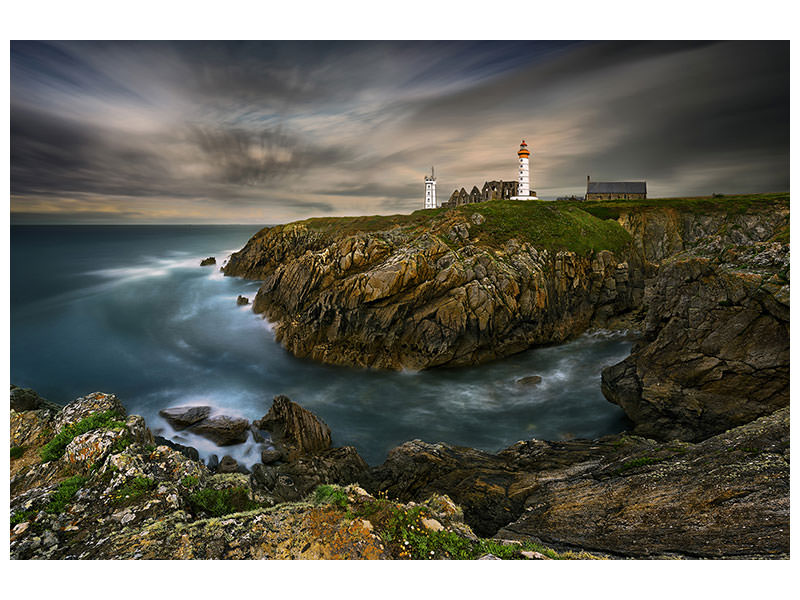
[367,408,789,558]
[200,256,216,266]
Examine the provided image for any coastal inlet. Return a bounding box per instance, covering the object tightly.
[11,225,633,466]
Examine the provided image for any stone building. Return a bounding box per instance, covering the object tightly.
[585,177,647,201]
[441,180,518,208]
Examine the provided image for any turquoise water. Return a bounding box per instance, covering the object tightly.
[11,225,633,465]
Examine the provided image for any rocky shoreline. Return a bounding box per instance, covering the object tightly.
[10,386,789,559]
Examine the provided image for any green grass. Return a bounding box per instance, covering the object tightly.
[11,510,36,525]
[461,201,631,254]
[45,475,87,514]
[569,192,789,221]
[111,476,157,506]
[10,446,25,460]
[331,495,595,560]
[187,486,259,517]
[181,475,200,488]
[313,484,349,510]
[39,410,126,463]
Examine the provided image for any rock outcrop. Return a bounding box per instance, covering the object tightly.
[602,237,789,441]
[225,205,643,369]
[254,394,332,459]
[367,408,789,558]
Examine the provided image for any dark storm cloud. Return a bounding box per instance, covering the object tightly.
[10,40,789,223]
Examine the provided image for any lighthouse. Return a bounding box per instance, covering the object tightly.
[424,167,437,209]
[512,140,538,200]
[517,140,530,196]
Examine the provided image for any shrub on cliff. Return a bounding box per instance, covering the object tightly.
[39,410,126,462]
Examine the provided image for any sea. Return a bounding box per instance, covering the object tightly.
[10,225,634,466]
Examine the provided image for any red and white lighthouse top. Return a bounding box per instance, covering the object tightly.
[517,140,530,158]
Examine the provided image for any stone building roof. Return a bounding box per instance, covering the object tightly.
[587,181,647,194]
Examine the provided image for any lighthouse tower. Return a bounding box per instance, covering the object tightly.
[517,140,530,197]
[424,167,437,209]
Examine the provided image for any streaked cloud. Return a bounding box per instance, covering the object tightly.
[10,41,788,223]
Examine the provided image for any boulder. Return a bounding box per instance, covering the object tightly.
[206,454,219,471]
[236,295,250,306]
[261,447,284,465]
[516,375,542,386]
[159,406,211,431]
[200,257,216,266]
[254,395,331,459]
[190,415,249,446]
[217,455,240,474]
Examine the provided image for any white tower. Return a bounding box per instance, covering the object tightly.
[517,140,530,197]
[424,167,437,209]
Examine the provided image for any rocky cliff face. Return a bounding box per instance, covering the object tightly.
[602,199,789,441]
[225,208,643,369]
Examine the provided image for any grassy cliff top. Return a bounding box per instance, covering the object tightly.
[284,192,788,256]
[568,192,789,220]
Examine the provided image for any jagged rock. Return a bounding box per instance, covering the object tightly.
[200,257,216,266]
[53,392,126,434]
[254,395,331,459]
[65,429,126,468]
[516,375,542,386]
[10,386,60,413]
[125,415,155,447]
[206,454,219,471]
[159,406,211,430]
[154,435,200,462]
[236,295,250,306]
[190,415,249,446]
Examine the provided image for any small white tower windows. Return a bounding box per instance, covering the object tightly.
[424,166,437,209]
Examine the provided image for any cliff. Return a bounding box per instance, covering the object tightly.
[225,202,642,369]
[598,194,789,441]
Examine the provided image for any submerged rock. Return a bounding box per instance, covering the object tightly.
[516,375,542,386]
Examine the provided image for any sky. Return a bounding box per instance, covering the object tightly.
[10,40,790,224]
